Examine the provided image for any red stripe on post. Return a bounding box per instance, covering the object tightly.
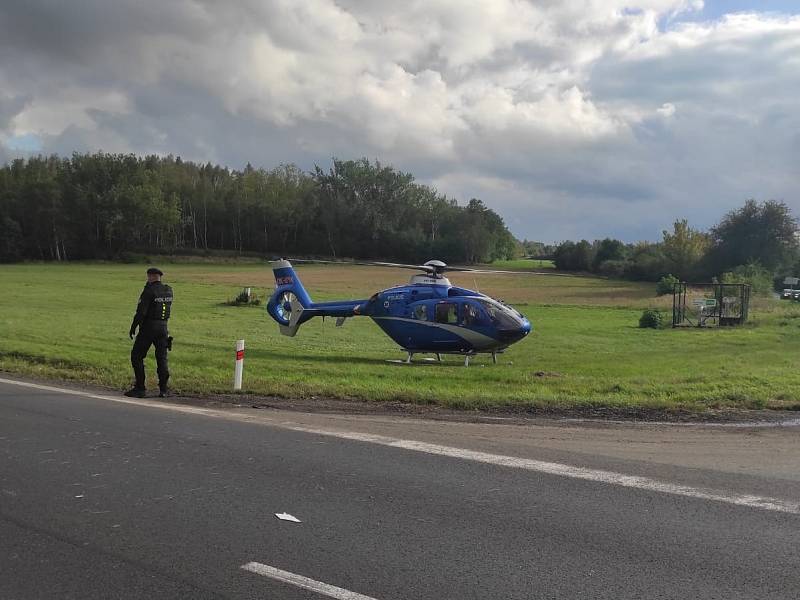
[236,350,245,361]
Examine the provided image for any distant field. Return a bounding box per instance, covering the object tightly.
[1,262,799,412]
[489,258,555,270]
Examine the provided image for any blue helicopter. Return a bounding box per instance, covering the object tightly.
[266,259,534,366]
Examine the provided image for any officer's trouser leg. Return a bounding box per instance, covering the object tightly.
[155,335,169,392]
[131,334,151,389]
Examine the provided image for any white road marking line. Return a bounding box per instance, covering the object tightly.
[276,423,800,515]
[0,377,222,417]
[241,562,380,600]
[2,376,799,515]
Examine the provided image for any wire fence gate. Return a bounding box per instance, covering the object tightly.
[672,282,751,328]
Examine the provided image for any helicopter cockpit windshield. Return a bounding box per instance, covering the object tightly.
[476,298,524,330]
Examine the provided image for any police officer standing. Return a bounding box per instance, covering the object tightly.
[125,267,173,398]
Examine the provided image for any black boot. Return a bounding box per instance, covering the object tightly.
[124,387,146,398]
[158,376,169,398]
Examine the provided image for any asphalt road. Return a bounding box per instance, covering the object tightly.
[1,379,799,599]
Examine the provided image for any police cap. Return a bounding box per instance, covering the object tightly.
[146,267,164,276]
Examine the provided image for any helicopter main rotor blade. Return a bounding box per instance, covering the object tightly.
[282,258,578,277]
[284,258,436,272]
[369,261,437,272]
[442,266,576,276]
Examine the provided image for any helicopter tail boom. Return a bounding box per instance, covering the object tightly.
[266,259,313,336]
[271,259,313,306]
[266,259,366,336]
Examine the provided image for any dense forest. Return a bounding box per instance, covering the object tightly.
[0,153,517,264]
[548,200,800,293]
[2,152,796,294]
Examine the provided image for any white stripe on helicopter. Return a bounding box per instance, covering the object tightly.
[373,316,500,350]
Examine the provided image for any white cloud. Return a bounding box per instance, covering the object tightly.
[0,0,797,242]
[12,88,130,136]
[657,102,676,118]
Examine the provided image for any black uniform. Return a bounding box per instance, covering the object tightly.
[129,281,173,392]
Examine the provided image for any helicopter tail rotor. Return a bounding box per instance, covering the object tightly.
[273,290,305,337]
[266,259,370,337]
[267,259,313,336]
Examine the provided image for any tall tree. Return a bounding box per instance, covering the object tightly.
[0,152,518,264]
[661,219,710,279]
[707,199,799,273]
[592,238,627,270]
[553,240,594,271]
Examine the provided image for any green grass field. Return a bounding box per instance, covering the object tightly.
[489,258,555,270]
[1,262,799,412]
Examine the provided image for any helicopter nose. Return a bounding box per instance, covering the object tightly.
[496,318,532,344]
[521,318,532,335]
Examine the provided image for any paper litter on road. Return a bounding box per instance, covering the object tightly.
[275,512,301,523]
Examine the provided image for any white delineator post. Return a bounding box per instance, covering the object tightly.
[233,339,245,390]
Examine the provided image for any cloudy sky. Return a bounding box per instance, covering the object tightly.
[1,1,798,242]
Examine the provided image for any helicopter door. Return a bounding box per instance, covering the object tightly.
[460,300,485,327]
[434,302,458,324]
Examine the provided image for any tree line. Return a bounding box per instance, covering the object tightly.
[0,153,517,264]
[549,200,800,293]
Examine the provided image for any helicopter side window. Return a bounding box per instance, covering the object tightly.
[412,304,427,320]
[434,302,457,324]
[461,302,480,326]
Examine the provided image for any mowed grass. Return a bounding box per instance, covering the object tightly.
[1,262,799,412]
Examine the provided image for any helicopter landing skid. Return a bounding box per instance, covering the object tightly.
[391,349,505,367]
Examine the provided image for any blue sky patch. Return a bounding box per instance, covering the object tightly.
[7,133,42,153]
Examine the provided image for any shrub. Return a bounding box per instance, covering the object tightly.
[596,259,629,279]
[226,288,262,306]
[553,240,594,271]
[592,238,627,271]
[719,262,773,296]
[656,274,680,296]
[623,242,668,281]
[639,308,665,329]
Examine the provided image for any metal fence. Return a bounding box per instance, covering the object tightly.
[672,282,751,328]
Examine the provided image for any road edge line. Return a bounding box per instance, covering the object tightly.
[3,375,799,515]
[241,562,380,600]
